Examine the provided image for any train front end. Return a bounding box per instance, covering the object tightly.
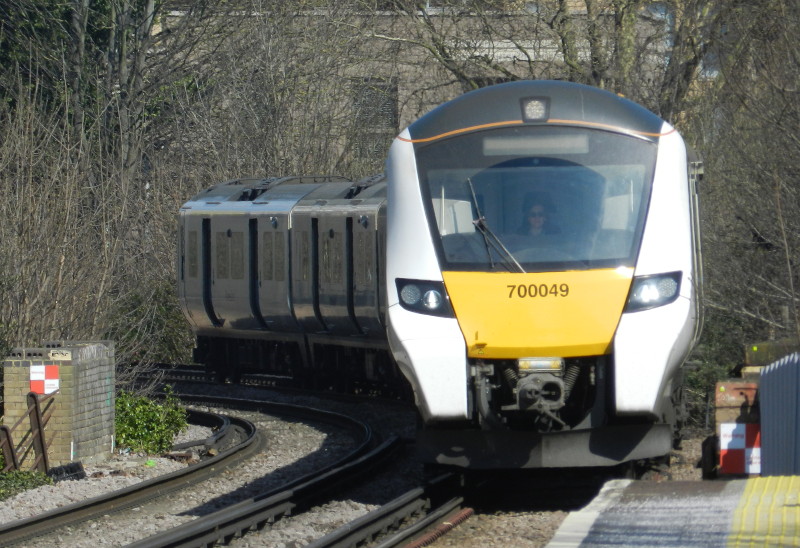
[385,81,702,469]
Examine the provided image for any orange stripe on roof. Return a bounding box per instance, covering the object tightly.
[397,120,523,143]
[547,118,676,137]
[398,118,675,144]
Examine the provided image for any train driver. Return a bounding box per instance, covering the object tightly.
[518,193,560,238]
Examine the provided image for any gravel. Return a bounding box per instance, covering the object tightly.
[0,425,206,525]
[0,384,420,547]
[427,433,708,548]
[0,383,709,548]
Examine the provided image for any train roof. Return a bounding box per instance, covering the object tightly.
[405,80,669,144]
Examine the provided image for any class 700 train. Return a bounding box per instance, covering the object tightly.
[178,80,703,469]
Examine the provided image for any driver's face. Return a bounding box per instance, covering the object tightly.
[528,206,546,230]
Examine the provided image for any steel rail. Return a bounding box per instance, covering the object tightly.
[174,408,231,451]
[121,393,390,547]
[0,394,376,547]
[127,436,403,548]
[0,409,258,547]
[307,473,465,548]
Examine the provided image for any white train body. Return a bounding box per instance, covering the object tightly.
[385,81,702,467]
[177,81,703,469]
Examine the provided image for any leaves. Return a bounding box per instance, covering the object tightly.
[114,387,188,454]
[0,471,52,501]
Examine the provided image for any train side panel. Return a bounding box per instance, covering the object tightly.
[252,183,323,332]
[613,128,700,417]
[178,175,394,384]
[290,183,359,334]
[179,180,263,331]
[386,131,470,421]
[349,182,388,339]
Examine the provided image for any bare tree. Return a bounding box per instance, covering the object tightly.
[0,1,235,368]
[369,0,731,119]
[155,1,398,184]
[2,0,798,383]
[698,0,800,349]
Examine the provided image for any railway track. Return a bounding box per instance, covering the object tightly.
[7,371,667,547]
[129,435,402,547]
[309,472,470,548]
[0,406,259,546]
[0,393,401,547]
[131,369,600,548]
[125,370,671,548]
[150,362,411,402]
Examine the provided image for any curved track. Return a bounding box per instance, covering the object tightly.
[0,407,259,546]
[0,393,394,548]
[129,436,402,547]
[125,394,402,547]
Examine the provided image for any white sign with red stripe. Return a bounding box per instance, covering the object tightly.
[719,422,761,475]
[30,364,60,395]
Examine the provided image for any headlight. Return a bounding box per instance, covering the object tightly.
[396,279,454,317]
[521,97,549,121]
[625,272,682,312]
[518,357,564,374]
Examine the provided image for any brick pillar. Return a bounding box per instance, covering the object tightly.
[3,342,115,467]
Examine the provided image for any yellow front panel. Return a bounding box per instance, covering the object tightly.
[442,268,634,359]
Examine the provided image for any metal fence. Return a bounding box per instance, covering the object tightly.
[760,353,800,476]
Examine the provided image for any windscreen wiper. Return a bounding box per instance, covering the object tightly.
[466,179,525,273]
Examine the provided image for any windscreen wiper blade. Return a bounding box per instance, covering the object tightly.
[466,179,525,273]
[473,217,526,273]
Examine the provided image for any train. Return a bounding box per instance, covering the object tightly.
[177,80,704,469]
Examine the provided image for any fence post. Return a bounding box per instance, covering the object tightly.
[26,392,50,474]
[0,426,20,472]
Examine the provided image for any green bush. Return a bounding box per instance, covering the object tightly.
[115,386,188,454]
[0,471,52,501]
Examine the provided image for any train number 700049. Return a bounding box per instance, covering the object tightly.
[507,283,570,298]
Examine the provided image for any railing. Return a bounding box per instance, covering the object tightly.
[760,353,800,476]
[0,391,58,474]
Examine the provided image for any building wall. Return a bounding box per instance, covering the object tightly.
[3,342,115,467]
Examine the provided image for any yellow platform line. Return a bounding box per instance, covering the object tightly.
[729,476,800,547]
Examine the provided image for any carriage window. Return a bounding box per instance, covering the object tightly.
[215,231,244,280]
[187,231,198,279]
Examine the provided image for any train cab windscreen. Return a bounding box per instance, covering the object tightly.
[415,126,658,272]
